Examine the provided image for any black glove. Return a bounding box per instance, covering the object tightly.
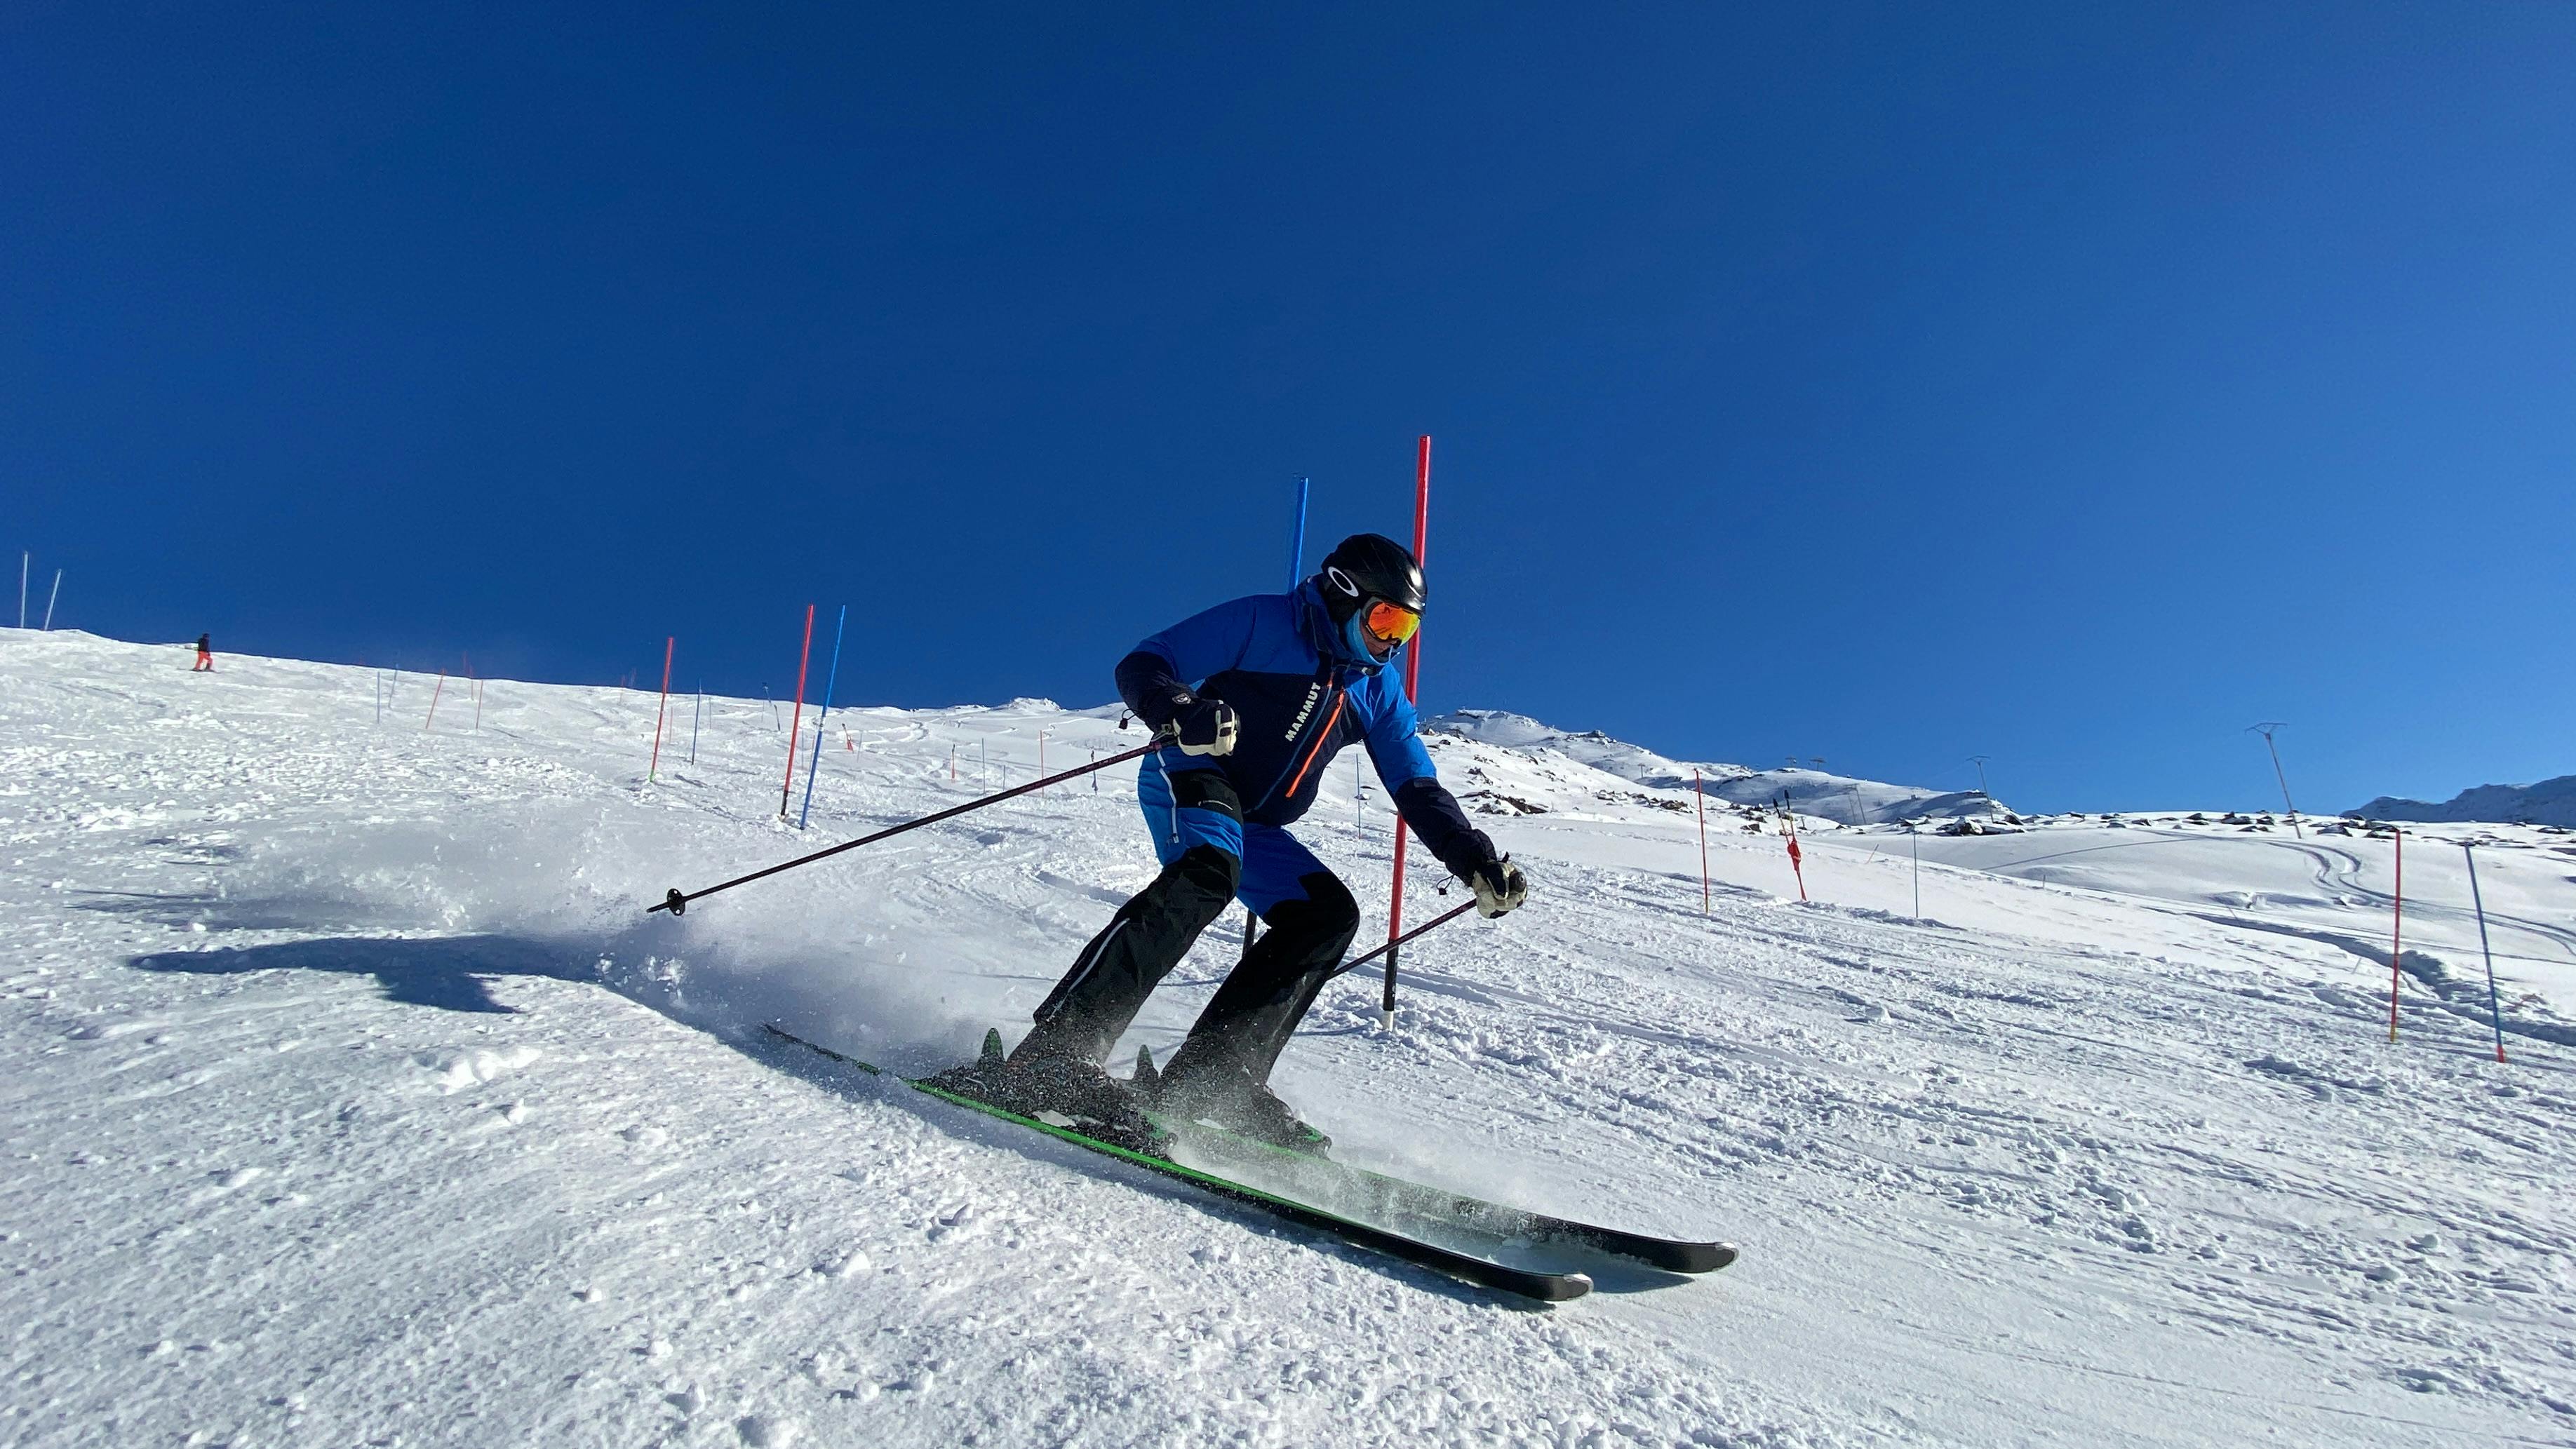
[1173,696,1239,757]
[1466,856,1527,918]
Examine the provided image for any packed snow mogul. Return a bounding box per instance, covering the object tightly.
[939,533,1527,1152]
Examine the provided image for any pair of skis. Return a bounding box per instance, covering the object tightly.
[761,1023,1735,1302]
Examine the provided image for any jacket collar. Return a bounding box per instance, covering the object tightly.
[1295,579,1396,677]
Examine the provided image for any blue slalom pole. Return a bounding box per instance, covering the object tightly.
[1286,476,1310,588]
[797,605,849,830]
[1242,475,1314,957]
[2462,843,2509,1064]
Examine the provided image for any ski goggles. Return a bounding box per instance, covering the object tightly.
[1359,598,1421,646]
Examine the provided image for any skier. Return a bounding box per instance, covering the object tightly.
[937,534,1527,1150]
[192,634,213,672]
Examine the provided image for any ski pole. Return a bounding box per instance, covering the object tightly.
[651,736,1165,916]
[1330,899,1479,981]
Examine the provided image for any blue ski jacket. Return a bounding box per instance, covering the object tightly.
[1114,581,1497,879]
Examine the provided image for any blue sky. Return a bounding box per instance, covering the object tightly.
[6,3,2570,813]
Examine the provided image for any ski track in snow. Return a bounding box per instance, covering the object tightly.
[4,629,2573,1448]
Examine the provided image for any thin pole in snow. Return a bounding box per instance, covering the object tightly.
[798,605,848,828]
[2387,827,2406,1042]
[15,552,25,629]
[1383,435,1431,1031]
[1779,797,1808,902]
[1968,755,1990,797]
[424,669,447,732]
[1910,824,1921,920]
[42,570,60,630]
[690,687,704,765]
[649,635,675,783]
[375,670,385,727]
[1091,748,1098,793]
[1287,475,1310,588]
[1694,768,1711,915]
[2462,843,2507,1063]
[779,605,816,818]
[2250,723,2302,837]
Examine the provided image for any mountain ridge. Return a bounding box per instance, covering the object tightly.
[2347,776,2576,828]
[1422,708,2006,826]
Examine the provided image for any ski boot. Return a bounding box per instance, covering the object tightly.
[923,1030,1160,1152]
[1149,1053,1331,1154]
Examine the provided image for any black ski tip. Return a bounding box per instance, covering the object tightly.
[1132,1044,1160,1091]
[979,1027,1005,1070]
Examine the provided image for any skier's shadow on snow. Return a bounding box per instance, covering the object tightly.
[128,934,598,1014]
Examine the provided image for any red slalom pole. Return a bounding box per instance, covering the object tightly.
[2387,826,2405,1043]
[424,669,446,732]
[779,605,815,818]
[648,635,675,783]
[1695,768,1712,915]
[1383,434,1432,1029]
[1779,798,1807,902]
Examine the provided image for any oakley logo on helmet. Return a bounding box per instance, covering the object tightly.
[1317,534,1426,617]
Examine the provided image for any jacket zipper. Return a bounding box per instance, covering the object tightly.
[1281,690,1346,802]
[1251,671,1345,817]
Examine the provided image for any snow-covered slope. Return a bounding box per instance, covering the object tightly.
[5,628,2573,1448]
[1428,709,2007,825]
[2349,776,2576,828]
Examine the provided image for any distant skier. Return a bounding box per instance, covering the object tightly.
[192,634,213,672]
[937,534,1527,1150]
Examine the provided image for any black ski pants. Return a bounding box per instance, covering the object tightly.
[1019,767,1359,1086]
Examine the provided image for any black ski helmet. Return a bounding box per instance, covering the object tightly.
[1315,533,1426,624]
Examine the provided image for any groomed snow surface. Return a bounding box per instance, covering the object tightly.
[4,628,2572,1448]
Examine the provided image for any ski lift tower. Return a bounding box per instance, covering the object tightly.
[2249,723,2303,838]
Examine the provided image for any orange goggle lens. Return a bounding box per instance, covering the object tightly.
[1360,599,1421,645]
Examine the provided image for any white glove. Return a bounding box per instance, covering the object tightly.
[1174,697,1238,757]
[1467,856,1528,918]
